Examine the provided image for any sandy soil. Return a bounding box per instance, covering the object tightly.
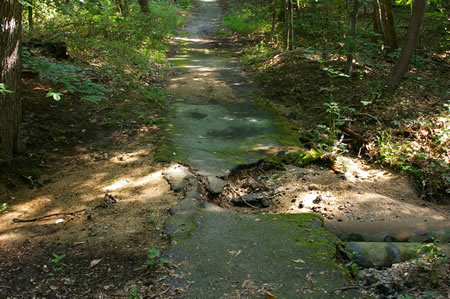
[0,133,184,297]
[217,156,449,233]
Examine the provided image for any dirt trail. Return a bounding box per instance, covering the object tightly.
[1,0,448,297]
[166,0,280,186]
[160,0,449,296]
[0,136,184,297]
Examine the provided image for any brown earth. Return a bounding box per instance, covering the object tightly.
[0,75,184,297]
[216,156,449,230]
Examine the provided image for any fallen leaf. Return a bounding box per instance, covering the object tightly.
[228,250,242,256]
[88,259,102,268]
[265,292,277,299]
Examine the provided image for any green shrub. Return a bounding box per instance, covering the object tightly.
[222,7,270,34]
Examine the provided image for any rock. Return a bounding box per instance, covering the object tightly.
[261,198,271,208]
[206,176,227,194]
[313,194,322,204]
[163,164,193,192]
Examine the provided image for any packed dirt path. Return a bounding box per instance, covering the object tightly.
[166,0,279,187]
[160,0,362,297]
[160,0,449,297]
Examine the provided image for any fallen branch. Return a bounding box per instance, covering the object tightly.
[240,196,260,209]
[13,209,86,223]
[20,174,43,188]
[273,49,303,60]
[341,127,368,144]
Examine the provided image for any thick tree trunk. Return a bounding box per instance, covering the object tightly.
[386,0,426,92]
[344,0,360,75]
[0,0,23,163]
[380,0,398,51]
[138,0,149,13]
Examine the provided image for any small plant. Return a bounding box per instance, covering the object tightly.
[0,83,14,95]
[413,243,448,282]
[128,287,139,299]
[0,203,8,213]
[322,100,352,154]
[147,208,159,221]
[49,253,67,276]
[146,248,169,267]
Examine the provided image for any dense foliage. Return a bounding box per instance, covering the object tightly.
[22,0,189,99]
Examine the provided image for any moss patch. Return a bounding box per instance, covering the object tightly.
[253,96,303,147]
[257,213,351,277]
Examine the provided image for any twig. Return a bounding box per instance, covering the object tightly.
[273,49,303,60]
[20,174,43,188]
[331,285,362,292]
[332,282,396,293]
[13,209,86,223]
[358,112,383,126]
[150,287,170,298]
[341,127,368,144]
[240,196,260,209]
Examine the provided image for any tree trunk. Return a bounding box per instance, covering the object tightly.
[380,0,398,51]
[372,0,384,38]
[0,0,23,163]
[138,0,149,13]
[28,2,33,33]
[116,0,129,17]
[284,0,293,50]
[344,0,360,75]
[386,0,426,92]
[270,0,277,41]
[289,0,294,50]
[284,0,289,49]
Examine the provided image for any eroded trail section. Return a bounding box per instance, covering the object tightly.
[166,0,279,185]
[161,0,362,297]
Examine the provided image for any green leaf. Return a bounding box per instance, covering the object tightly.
[46,91,63,101]
[18,0,32,7]
[0,83,14,95]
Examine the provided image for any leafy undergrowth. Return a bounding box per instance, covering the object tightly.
[8,0,193,174]
[220,0,449,203]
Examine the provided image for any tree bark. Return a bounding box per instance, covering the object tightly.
[138,0,149,13]
[380,0,398,51]
[386,0,426,92]
[372,0,384,38]
[270,0,276,41]
[0,0,23,163]
[284,0,293,50]
[28,2,33,33]
[116,0,129,17]
[344,0,360,75]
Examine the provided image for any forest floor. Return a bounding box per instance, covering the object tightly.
[0,0,449,298]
